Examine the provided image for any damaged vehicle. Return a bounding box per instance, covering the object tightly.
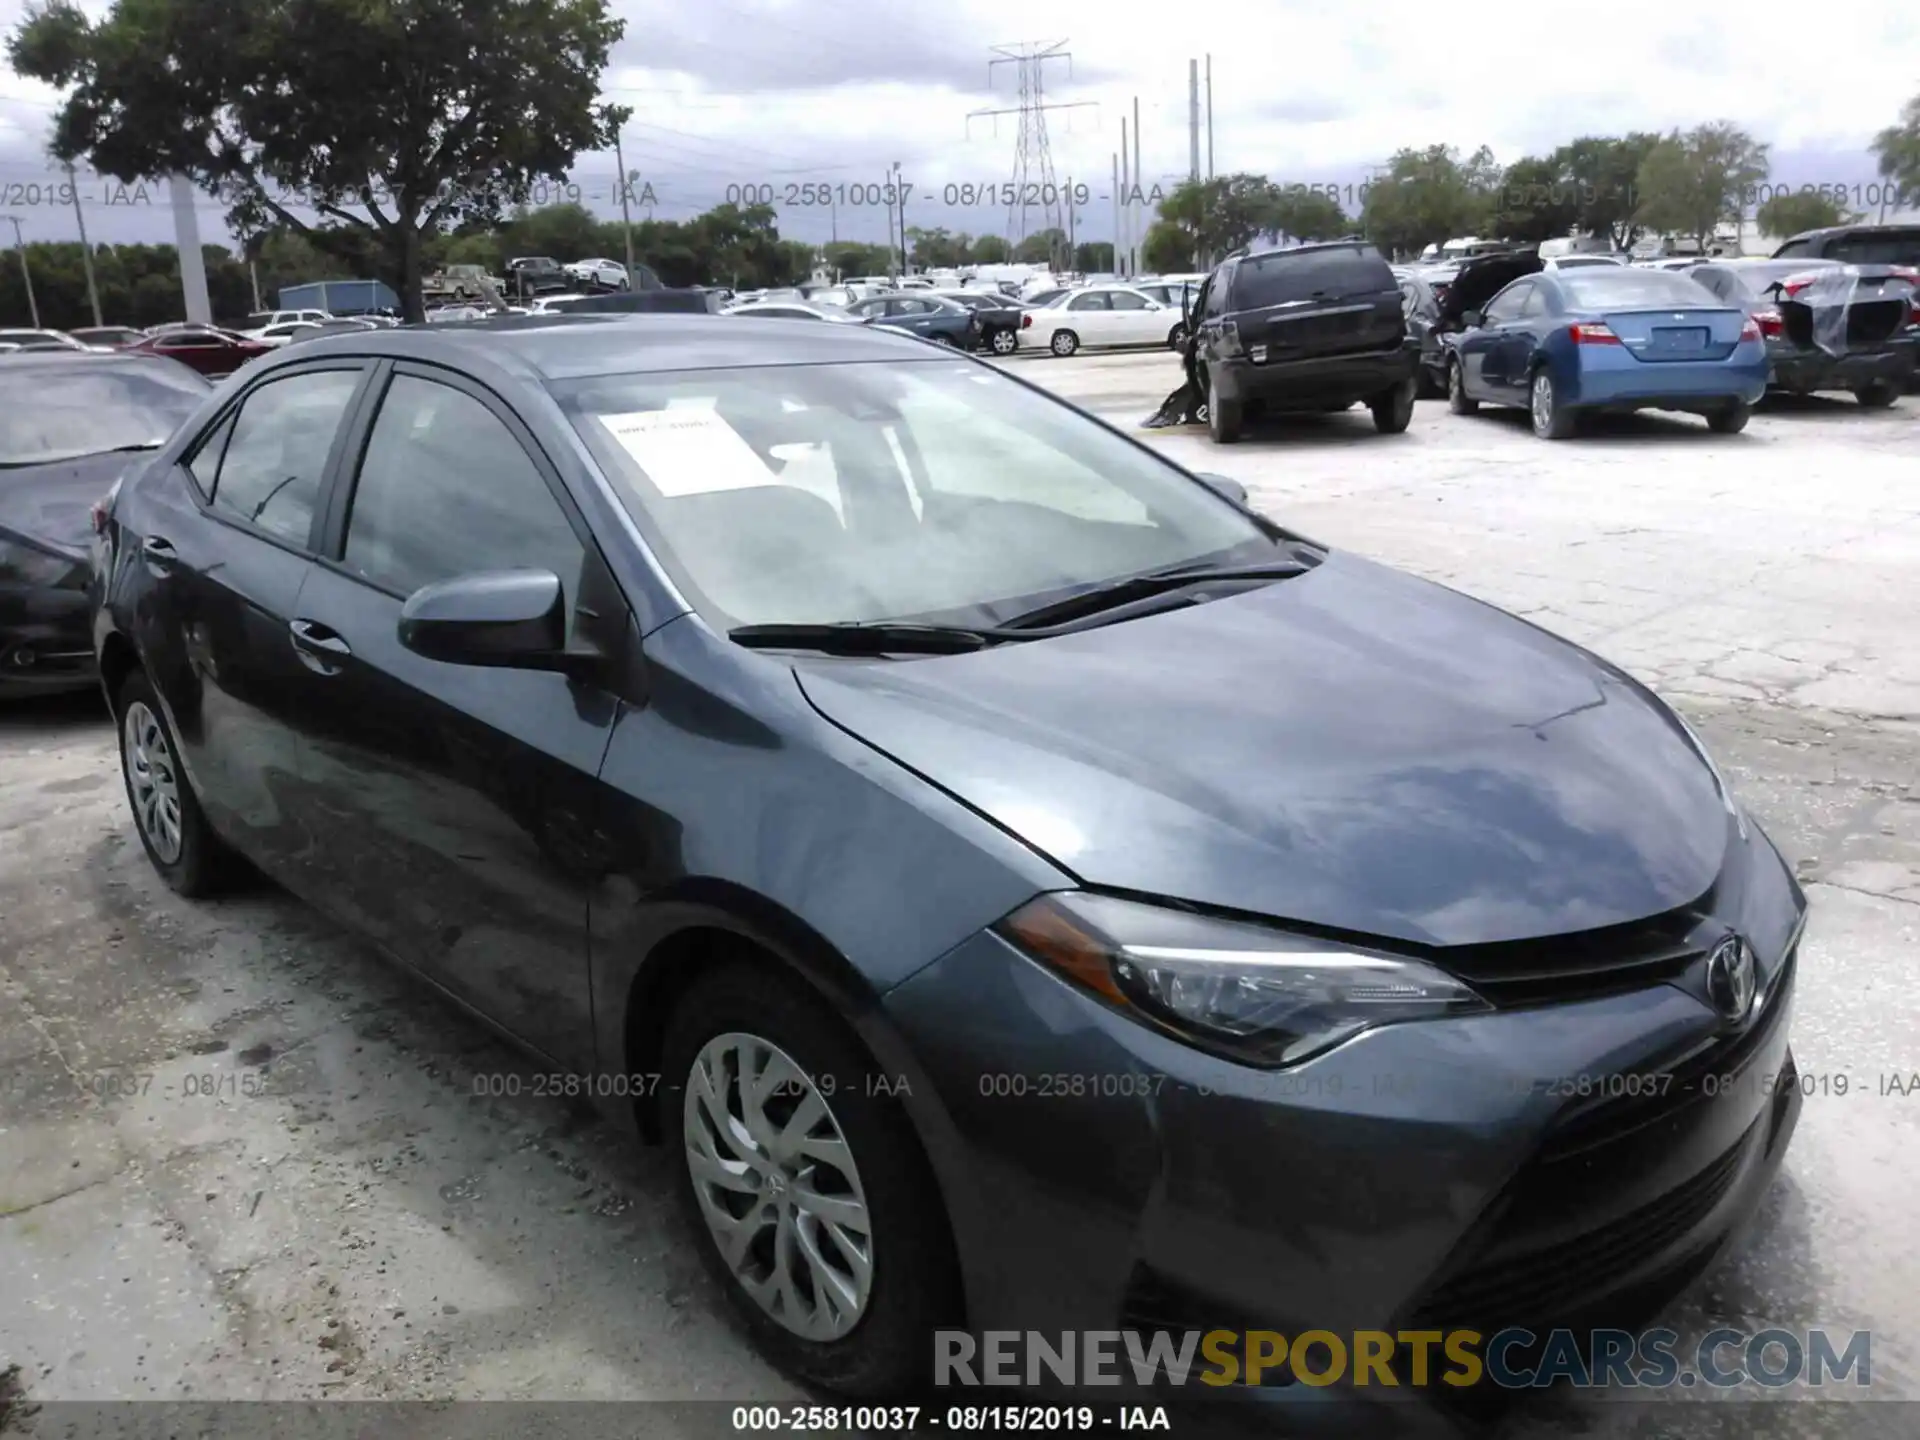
[1190,241,1420,442]
[1685,258,1918,406]
[2,352,210,696]
[1446,265,1768,439]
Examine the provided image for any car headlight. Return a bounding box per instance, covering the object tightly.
[997,892,1489,1068]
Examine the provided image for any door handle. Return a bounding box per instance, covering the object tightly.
[142,536,177,559]
[288,618,351,674]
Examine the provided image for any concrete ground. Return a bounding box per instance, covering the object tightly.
[3,349,1918,1431]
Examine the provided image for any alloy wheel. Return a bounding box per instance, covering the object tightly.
[1531,373,1553,433]
[683,1031,875,1342]
[122,700,184,864]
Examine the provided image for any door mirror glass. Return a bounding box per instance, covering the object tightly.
[1194,472,1248,506]
[1462,309,1483,328]
[398,569,571,669]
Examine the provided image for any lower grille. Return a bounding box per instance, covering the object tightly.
[1406,1122,1753,1331]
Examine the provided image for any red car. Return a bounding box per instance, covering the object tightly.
[124,326,271,377]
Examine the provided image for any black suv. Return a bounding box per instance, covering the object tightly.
[1191,241,1418,443]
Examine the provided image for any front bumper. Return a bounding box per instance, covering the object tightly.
[1766,337,1917,394]
[884,828,1804,1419]
[0,583,96,696]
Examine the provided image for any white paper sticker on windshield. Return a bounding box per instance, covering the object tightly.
[598,408,777,496]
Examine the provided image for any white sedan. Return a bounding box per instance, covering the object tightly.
[1017,285,1178,357]
[245,320,324,347]
[566,257,630,289]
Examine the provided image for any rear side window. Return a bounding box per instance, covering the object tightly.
[1772,239,1812,258]
[1230,246,1394,309]
[208,370,361,545]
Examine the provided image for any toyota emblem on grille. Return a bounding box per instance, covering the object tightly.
[1706,935,1757,1023]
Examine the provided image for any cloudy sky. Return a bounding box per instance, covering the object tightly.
[2,0,1917,252]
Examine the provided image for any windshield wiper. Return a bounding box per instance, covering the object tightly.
[728,621,1037,655]
[997,558,1315,631]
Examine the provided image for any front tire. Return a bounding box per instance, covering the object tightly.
[115,671,232,897]
[663,962,961,1397]
[1447,356,1478,414]
[1371,377,1417,434]
[1049,329,1080,357]
[1854,380,1898,409]
[1707,401,1752,433]
[1529,369,1577,439]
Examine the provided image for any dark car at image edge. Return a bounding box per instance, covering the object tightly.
[1191,241,1420,443]
[90,313,1805,1426]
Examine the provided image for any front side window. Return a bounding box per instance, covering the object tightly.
[553,360,1274,630]
[341,375,584,616]
[206,369,360,544]
[1109,290,1150,311]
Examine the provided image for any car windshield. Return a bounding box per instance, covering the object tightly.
[552,360,1273,630]
[1557,269,1720,308]
[0,363,210,466]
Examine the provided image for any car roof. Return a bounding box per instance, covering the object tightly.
[245,312,954,381]
[0,350,192,373]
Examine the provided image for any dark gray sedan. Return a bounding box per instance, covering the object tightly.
[91,313,1805,1419]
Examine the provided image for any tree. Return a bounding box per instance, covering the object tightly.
[969,234,1010,264]
[1142,220,1193,275]
[1360,145,1500,259]
[1556,133,1660,251]
[906,227,971,269]
[1870,93,1920,213]
[1490,155,1580,243]
[1633,123,1770,250]
[1155,174,1283,267]
[1013,228,1066,265]
[1267,187,1350,243]
[822,241,894,278]
[1072,241,1114,272]
[8,0,625,321]
[1756,190,1855,240]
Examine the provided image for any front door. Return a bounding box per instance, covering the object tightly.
[286,364,624,1066]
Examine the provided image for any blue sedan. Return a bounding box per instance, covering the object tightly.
[1445,265,1768,438]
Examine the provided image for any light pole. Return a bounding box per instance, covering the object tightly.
[2,215,40,328]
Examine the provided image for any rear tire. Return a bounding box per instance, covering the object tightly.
[1447,356,1478,414]
[1371,377,1417,434]
[989,328,1018,356]
[1854,381,1898,409]
[1529,369,1577,439]
[115,671,233,898]
[1707,402,1752,434]
[662,962,961,1397]
[1207,371,1242,444]
[1049,329,1079,357]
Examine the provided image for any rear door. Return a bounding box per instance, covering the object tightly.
[285,363,628,1066]
[121,363,371,883]
[1227,246,1403,361]
[1061,290,1114,343]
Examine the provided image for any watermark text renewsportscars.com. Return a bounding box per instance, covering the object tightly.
[934,1327,1872,1390]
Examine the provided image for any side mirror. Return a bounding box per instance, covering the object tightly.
[398,569,577,672]
[1194,472,1249,506]
[1461,309,1484,328]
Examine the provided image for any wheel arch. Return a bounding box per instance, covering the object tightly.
[97,630,140,716]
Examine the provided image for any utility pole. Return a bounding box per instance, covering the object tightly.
[248,259,263,312]
[1132,95,1142,275]
[1111,152,1120,277]
[1120,117,1130,277]
[967,41,1096,250]
[2,215,39,327]
[1189,60,1200,182]
[1206,55,1214,178]
[168,174,212,324]
[63,162,104,327]
[892,160,905,274]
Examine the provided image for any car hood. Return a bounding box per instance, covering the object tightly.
[0,449,139,558]
[794,551,1728,948]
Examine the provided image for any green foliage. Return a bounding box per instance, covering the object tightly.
[1871,93,1920,208]
[1490,155,1580,244]
[1557,133,1660,250]
[1142,220,1192,275]
[969,234,1010,264]
[1267,188,1350,244]
[1013,228,1066,265]
[1632,122,1770,248]
[1359,146,1500,259]
[7,0,625,319]
[1155,174,1292,267]
[1756,190,1855,239]
[1072,241,1113,272]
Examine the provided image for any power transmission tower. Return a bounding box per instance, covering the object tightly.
[967,41,1095,258]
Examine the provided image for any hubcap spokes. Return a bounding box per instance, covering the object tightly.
[1532,376,1551,431]
[122,701,183,863]
[684,1032,874,1341]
